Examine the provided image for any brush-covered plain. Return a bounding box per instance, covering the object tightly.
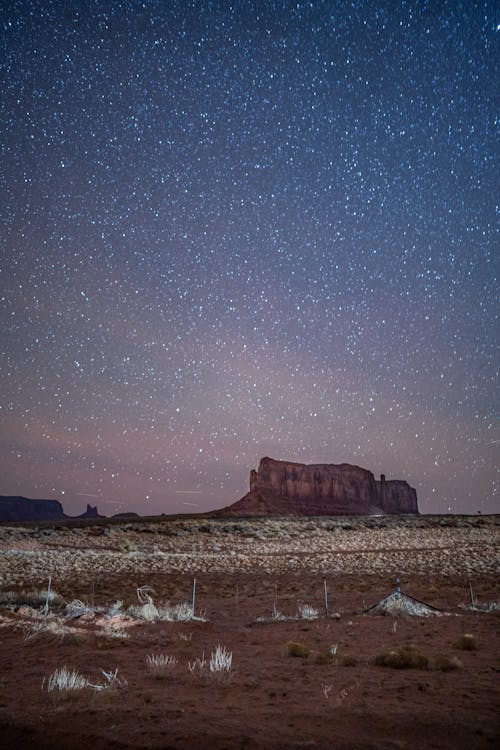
[0,514,498,749]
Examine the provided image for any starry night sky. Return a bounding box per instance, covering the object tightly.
[1,0,498,516]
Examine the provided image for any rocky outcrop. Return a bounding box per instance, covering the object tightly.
[221,457,418,516]
[0,496,66,522]
[77,504,102,519]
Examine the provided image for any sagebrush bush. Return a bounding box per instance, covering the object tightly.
[314,651,333,665]
[374,644,428,669]
[434,654,463,672]
[287,641,310,658]
[455,634,477,651]
[340,655,358,667]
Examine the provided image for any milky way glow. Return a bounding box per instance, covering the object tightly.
[1,1,498,515]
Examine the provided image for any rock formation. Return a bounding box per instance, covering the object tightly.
[221,457,418,516]
[77,504,101,519]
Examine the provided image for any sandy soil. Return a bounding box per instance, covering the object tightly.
[0,515,498,749]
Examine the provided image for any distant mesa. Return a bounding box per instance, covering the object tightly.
[0,496,104,523]
[219,457,418,516]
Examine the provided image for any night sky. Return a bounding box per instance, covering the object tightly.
[1,1,498,516]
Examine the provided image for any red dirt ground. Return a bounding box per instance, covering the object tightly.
[0,572,498,749]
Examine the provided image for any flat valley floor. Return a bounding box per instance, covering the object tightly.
[0,514,498,749]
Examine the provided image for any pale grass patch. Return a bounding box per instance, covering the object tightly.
[127,587,205,622]
[298,603,319,620]
[188,645,233,682]
[44,666,88,693]
[210,644,233,673]
[23,617,81,642]
[187,653,208,677]
[100,621,130,640]
[157,602,195,621]
[43,666,127,694]
[146,653,178,678]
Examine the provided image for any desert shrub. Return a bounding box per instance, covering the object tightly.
[455,633,477,651]
[99,622,129,640]
[107,600,124,616]
[287,641,310,658]
[314,651,333,665]
[0,591,20,606]
[65,600,95,619]
[374,644,428,669]
[127,586,159,621]
[120,539,137,553]
[157,602,196,621]
[127,587,202,623]
[0,588,63,610]
[340,655,358,667]
[434,654,463,672]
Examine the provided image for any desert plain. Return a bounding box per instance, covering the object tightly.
[0,513,498,749]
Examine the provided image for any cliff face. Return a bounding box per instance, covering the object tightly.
[376,476,418,514]
[222,457,418,516]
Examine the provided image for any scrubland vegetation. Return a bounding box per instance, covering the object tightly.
[0,515,498,749]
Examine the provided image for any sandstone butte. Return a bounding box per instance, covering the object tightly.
[220,456,418,516]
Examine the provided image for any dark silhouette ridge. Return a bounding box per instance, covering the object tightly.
[0,496,103,522]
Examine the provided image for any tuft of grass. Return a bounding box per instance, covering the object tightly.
[287,641,310,658]
[188,645,233,682]
[374,644,428,669]
[145,653,178,679]
[210,644,233,673]
[298,603,319,620]
[44,666,89,693]
[455,633,477,651]
[127,587,204,623]
[434,654,463,672]
[187,653,208,678]
[23,618,82,643]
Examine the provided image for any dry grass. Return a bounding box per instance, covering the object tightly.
[145,653,178,679]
